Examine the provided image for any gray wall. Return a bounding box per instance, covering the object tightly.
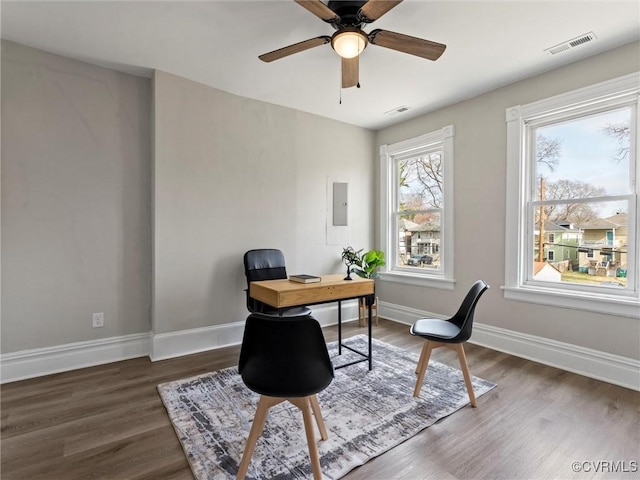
[152,70,376,335]
[3,37,637,362]
[1,41,152,352]
[1,41,376,353]
[375,41,640,360]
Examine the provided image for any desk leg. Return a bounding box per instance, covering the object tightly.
[338,300,342,356]
[368,296,372,370]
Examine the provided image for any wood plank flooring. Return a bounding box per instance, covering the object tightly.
[2,319,639,479]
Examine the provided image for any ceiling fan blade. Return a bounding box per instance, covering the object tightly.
[259,36,331,63]
[342,56,359,88]
[294,0,339,23]
[359,0,403,23]
[369,29,446,61]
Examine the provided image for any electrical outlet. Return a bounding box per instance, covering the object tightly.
[92,312,104,328]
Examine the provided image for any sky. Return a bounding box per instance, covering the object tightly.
[536,106,632,218]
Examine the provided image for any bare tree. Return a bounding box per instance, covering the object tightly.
[536,134,562,172]
[399,155,443,257]
[402,195,428,212]
[415,153,443,208]
[535,134,562,260]
[399,153,443,211]
[398,160,408,188]
[543,179,606,223]
[602,121,630,162]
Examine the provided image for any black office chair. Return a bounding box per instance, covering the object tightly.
[243,248,312,317]
[410,280,489,406]
[236,313,334,480]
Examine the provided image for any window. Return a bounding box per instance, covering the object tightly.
[379,126,455,289]
[505,73,639,317]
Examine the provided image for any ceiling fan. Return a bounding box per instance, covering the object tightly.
[259,0,446,89]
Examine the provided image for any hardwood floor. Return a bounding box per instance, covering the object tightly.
[2,319,639,479]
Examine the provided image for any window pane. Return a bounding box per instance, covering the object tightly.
[397,211,441,270]
[398,153,443,211]
[505,75,638,315]
[532,200,628,288]
[534,108,631,198]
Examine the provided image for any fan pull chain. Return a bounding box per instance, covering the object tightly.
[338,66,361,103]
[339,65,342,104]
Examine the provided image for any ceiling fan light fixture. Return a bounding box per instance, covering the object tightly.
[331,29,367,58]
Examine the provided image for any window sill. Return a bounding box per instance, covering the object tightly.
[502,285,640,319]
[378,271,455,290]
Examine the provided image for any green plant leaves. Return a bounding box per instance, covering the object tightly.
[341,247,386,278]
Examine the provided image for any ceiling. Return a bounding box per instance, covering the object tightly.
[2,1,639,130]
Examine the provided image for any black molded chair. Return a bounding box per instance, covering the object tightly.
[243,248,312,317]
[237,313,334,480]
[410,280,489,406]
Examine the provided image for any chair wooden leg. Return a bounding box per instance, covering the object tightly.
[373,297,378,326]
[359,297,378,327]
[237,396,283,480]
[371,297,378,327]
[309,394,328,440]
[415,341,427,375]
[452,343,477,407]
[290,397,323,480]
[413,341,436,397]
[239,395,328,480]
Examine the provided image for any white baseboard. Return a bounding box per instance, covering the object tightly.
[4,301,636,390]
[150,322,245,361]
[1,303,360,383]
[151,301,359,360]
[0,332,151,384]
[379,300,640,391]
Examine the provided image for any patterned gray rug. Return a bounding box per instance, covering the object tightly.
[158,335,496,480]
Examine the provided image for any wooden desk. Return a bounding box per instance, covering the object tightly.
[249,274,375,370]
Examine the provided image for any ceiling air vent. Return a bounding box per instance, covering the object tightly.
[384,105,411,116]
[545,32,597,55]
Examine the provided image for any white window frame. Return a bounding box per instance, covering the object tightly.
[379,125,455,290]
[504,72,640,318]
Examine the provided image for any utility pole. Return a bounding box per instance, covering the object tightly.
[405,231,412,258]
[538,177,546,262]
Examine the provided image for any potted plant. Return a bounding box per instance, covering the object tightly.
[341,246,360,280]
[341,247,386,326]
[341,246,386,280]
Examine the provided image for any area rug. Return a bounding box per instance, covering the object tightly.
[157,335,496,480]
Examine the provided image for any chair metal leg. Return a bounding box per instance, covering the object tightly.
[452,343,477,407]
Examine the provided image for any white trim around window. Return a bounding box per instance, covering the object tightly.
[379,125,455,290]
[504,72,640,318]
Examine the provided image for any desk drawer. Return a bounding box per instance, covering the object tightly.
[250,277,374,309]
